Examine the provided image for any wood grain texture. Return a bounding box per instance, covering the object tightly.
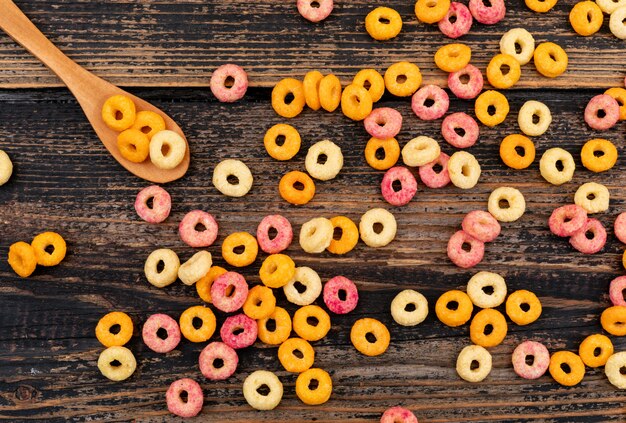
[0,0,625,89]
[0,86,626,421]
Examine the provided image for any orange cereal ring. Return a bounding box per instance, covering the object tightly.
[8,241,37,278]
[365,7,403,41]
[278,337,315,373]
[384,62,422,97]
[295,368,332,405]
[221,232,258,267]
[434,43,472,73]
[327,216,359,255]
[435,290,473,327]
[95,311,134,347]
[534,42,568,78]
[469,308,508,347]
[605,87,626,121]
[31,231,66,267]
[506,289,542,325]
[569,1,603,36]
[601,306,626,336]
[500,134,536,169]
[579,333,613,367]
[264,123,301,161]
[101,95,136,132]
[580,138,618,173]
[196,265,227,303]
[415,0,451,24]
[258,306,292,345]
[179,305,216,343]
[353,69,385,102]
[525,0,557,13]
[364,137,400,170]
[243,285,276,320]
[549,351,585,386]
[272,78,306,118]
[117,129,150,163]
[303,70,324,111]
[475,90,509,127]
[486,54,521,89]
[319,74,342,112]
[131,110,166,140]
[279,171,316,205]
[260,254,296,288]
[350,317,390,356]
[341,84,373,121]
[293,305,331,342]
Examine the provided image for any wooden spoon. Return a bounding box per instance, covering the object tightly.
[0,0,190,183]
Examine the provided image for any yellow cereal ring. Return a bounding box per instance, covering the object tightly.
[506,289,542,325]
[364,137,400,170]
[95,311,134,347]
[327,216,359,255]
[415,0,451,24]
[303,70,324,111]
[534,42,568,78]
[353,69,385,102]
[601,306,626,336]
[434,44,472,73]
[293,305,331,342]
[258,306,292,345]
[341,84,373,121]
[579,334,613,367]
[350,317,390,356]
[319,74,342,112]
[131,110,166,140]
[365,7,403,41]
[486,54,521,89]
[475,90,509,127]
[101,95,136,132]
[264,123,301,161]
[272,78,306,118]
[279,171,316,205]
[549,351,585,386]
[179,305,216,343]
[260,254,296,288]
[117,129,150,163]
[31,231,66,267]
[196,265,227,303]
[500,134,535,169]
[569,1,603,36]
[278,337,315,373]
[243,285,276,320]
[605,87,626,120]
[580,138,618,173]
[8,241,37,278]
[469,308,508,347]
[526,0,557,13]
[384,62,422,97]
[221,232,258,268]
[296,368,332,405]
[435,290,473,327]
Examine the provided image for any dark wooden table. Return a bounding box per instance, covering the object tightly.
[1,1,626,421]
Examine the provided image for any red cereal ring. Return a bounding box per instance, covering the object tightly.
[323,276,359,314]
[381,406,418,423]
[142,314,181,353]
[179,210,219,248]
[211,271,249,313]
[297,0,333,22]
[411,85,449,120]
[210,64,248,103]
[134,185,171,224]
[512,341,550,380]
[166,378,203,418]
[570,218,607,254]
[418,152,451,189]
[610,276,626,306]
[584,94,620,131]
[381,166,418,206]
[548,205,588,237]
[447,230,485,268]
[448,64,484,100]
[615,212,626,244]
[462,210,501,242]
[469,0,505,24]
[438,2,473,39]
[199,341,239,380]
[257,214,293,254]
[220,313,258,349]
[441,112,479,148]
[364,108,403,140]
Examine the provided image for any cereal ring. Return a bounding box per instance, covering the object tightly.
[435,44,472,73]
[435,290,473,327]
[570,218,607,254]
[319,74,342,112]
[447,230,484,268]
[609,275,626,306]
[448,151,481,189]
[179,210,219,248]
[297,0,333,22]
[512,341,550,380]
[305,140,344,181]
[194,266,225,303]
[243,370,283,411]
[283,266,323,306]
[605,87,626,120]
[97,346,136,382]
[101,95,136,131]
[448,64,484,100]
[384,62,422,97]
[272,78,306,118]
[117,129,149,163]
[569,1,603,36]
[579,334,613,368]
[500,28,535,65]
[96,311,134,347]
[605,352,626,388]
[323,276,359,314]
[518,100,552,137]
[499,134,536,170]
[199,341,238,380]
[279,171,316,205]
[211,271,249,313]
[534,42,568,78]
[487,187,526,222]
[381,406,418,423]
[166,378,203,418]
[441,112,479,148]
[351,318,390,356]
[359,208,397,248]
[210,64,248,102]
[180,305,216,343]
[381,166,418,206]
[178,251,212,286]
[539,148,575,185]
[438,2,473,39]
[264,123,301,161]
[213,159,253,197]
[549,351,585,386]
[486,54,521,89]
[415,0,451,24]
[585,94,620,130]
[296,368,332,405]
[221,313,258,349]
[601,306,626,336]
[526,0,557,12]
[469,0,505,24]
[574,182,610,214]
[0,150,13,186]
[365,137,401,170]
[149,130,186,170]
[257,214,293,254]
[462,210,501,243]
[364,108,403,139]
[419,152,451,189]
[258,306,292,345]
[506,289,542,325]
[222,231,259,268]
[293,305,331,342]
[411,85,450,121]
[475,90,509,127]
[134,185,171,224]
[303,70,324,110]
[549,204,588,237]
[131,110,166,140]
[470,308,508,347]
[402,136,441,167]
[598,0,626,14]
[300,217,334,253]
[260,254,296,288]
[144,248,180,288]
[456,345,492,382]
[142,313,181,353]
[341,84,373,121]
[467,271,507,308]
[243,285,276,320]
[390,289,429,326]
[353,69,386,102]
[327,216,359,255]
[365,7,403,41]
[31,231,66,267]
[278,337,315,373]
[581,138,618,173]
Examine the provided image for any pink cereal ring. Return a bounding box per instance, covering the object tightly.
[179,210,219,248]
[411,85,449,120]
[438,2,473,39]
[609,276,626,306]
[134,185,171,224]
[570,218,607,254]
[469,0,505,24]
[441,112,479,148]
[512,341,550,380]
[584,94,620,131]
[548,205,587,237]
[381,166,418,206]
[614,213,626,244]
[448,64,484,100]
[257,214,293,254]
[297,0,333,22]
[166,378,203,418]
[462,210,501,243]
[364,108,403,139]
[220,313,258,349]
[211,272,249,313]
[199,341,239,380]
[380,406,418,423]
[323,276,359,314]
[418,152,451,189]
[210,64,248,103]
[447,230,485,268]
[142,313,181,353]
